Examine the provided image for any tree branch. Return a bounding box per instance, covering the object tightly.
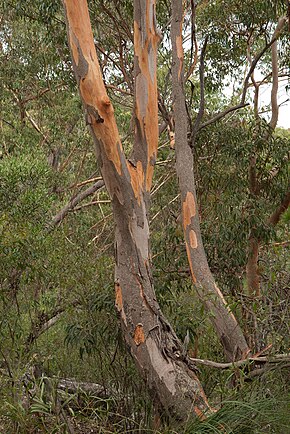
[49,180,105,228]
[191,36,208,143]
[268,189,290,226]
[171,0,250,362]
[185,0,198,80]
[189,354,290,369]
[56,378,108,397]
[269,40,279,130]
[26,300,80,349]
[198,103,249,131]
[246,363,290,379]
[25,109,49,143]
[0,118,16,129]
[241,16,286,105]
[198,16,287,132]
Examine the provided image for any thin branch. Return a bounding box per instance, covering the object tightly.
[22,85,66,105]
[26,300,80,349]
[246,363,290,379]
[58,145,77,173]
[28,313,63,345]
[191,36,208,142]
[246,73,289,88]
[185,0,198,80]
[241,16,286,105]
[198,16,287,132]
[269,40,279,130]
[189,353,290,369]
[94,43,126,77]
[272,240,289,247]
[106,84,132,96]
[0,118,16,129]
[246,38,259,119]
[73,199,111,211]
[71,176,103,189]
[25,110,49,143]
[150,193,180,223]
[278,98,290,108]
[49,180,105,228]
[198,103,249,130]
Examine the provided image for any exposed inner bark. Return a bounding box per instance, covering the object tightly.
[62,0,212,420]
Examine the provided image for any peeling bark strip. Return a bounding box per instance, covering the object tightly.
[171,0,250,362]
[133,0,160,195]
[134,323,145,345]
[63,0,212,421]
[63,0,124,201]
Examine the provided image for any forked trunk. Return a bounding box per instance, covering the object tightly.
[62,0,212,420]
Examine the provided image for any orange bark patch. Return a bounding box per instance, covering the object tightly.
[146,163,155,191]
[127,160,144,204]
[176,35,184,80]
[182,192,196,230]
[169,131,175,149]
[64,0,122,176]
[101,96,111,108]
[133,13,159,192]
[185,243,197,283]
[65,0,97,60]
[79,71,122,174]
[189,230,198,248]
[134,323,145,346]
[194,406,206,421]
[115,281,123,312]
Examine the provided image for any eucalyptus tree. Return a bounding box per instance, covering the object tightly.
[62,0,214,420]
[59,0,262,419]
[192,0,289,349]
[1,0,289,424]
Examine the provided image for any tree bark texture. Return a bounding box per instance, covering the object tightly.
[63,0,212,420]
[171,0,250,362]
[246,153,260,298]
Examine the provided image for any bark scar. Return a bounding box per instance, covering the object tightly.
[134,323,145,346]
[86,105,104,125]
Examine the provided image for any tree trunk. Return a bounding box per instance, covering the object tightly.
[246,235,260,298]
[171,0,250,362]
[62,0,212,420]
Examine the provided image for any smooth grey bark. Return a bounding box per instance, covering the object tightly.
[171,0,250,362]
